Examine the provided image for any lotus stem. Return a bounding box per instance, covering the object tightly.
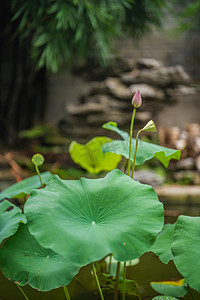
[107,253,113,274]
[16,284,29,300]
[122,262,127,300]
[35,165,43,188]
[63,286,71,300]
[114,261,121,300]
[131,129,142,179]
[92,262,104,300]
[128,108,136,177]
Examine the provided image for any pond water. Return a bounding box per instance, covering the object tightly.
[0,202,199,300]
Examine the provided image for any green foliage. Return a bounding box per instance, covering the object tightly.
[151,279,188,297]
[102,122,181,167]
[0,224,80,291]
[10,0,166,71]
[152,296,179,300]
[69,137,121,174]
[0,171,55,200]
[172,216,200,292]
[0,200,26,244]
[172,0,200,32]
[150,223,175,264]
[25,170,164,265]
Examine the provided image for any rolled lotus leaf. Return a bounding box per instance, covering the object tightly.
[69,136,121,174]
[172,215,200,292]
[25,169,164,267]
[150,223,176,264]
[0,200,26,244]
[0,224,80,291]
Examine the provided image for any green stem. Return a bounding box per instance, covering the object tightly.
[187,283,197,300]
[122,262,126,300]
[16,284,29,300]
[35,165,43,187]
[63,286,71,300]
[128,108,136,177]
[114,261,121,300]
[92,262,104,300]
[131,129,142,179]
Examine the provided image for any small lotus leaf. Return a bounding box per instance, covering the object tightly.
[150,223,176,264]
[102,122,181,167]
[102,122,129,140]
[69,137,121,174]
[25,169,164,266]
[0,171,55,200]
[151,279,188,297]
[0,224,80,291]
[152,296,179,300]
[31,153,45,166]
[0,200,26,244]
[172,215,200,292]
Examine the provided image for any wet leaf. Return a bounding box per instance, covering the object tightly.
[25,170,164,266]
[0,200,26,244]
[152,296,179,300]
[69,136,121,174]
[0,224,80,291]
[172,215,200,292]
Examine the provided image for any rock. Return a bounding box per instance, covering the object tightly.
[175,157,196,170]
[129,84,165,100]
[86,112,131,126]
[67,102,105,116]
[166,85,197,96]
[82,81,108,98]
[105,77,132,100]
[121,65,191,88]
[85,94,130,110]
[136,58,164,69]
[134,170,164,187]
[136,111,152,123]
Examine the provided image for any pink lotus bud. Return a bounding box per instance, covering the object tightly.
[132,90,142,108]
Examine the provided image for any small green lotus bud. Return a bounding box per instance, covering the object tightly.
[31,153,45,167]
[132,90,142,108]
[142,120,157,132]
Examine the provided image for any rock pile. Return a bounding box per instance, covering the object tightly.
[66,58,197,142]
[159,123,200,184]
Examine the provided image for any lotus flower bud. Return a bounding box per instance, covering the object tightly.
[132,90,142,108]
[142,120,157,132]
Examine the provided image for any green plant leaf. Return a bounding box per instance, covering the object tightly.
[0,224,80,291]
[0,200,26,244]
[0,171,55,200]
[172,216,200,292]
[69,137,121,174]
[31,153,45,167]
[102,122,129,140]
[151,279,188,297]
[152,296,179,300]
[102,122,181,168]
[150,223,176,264]
[25,169,164,266]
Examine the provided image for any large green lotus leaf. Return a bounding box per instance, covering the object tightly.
[69,137,121,174]
[25,169,164,266]
[0,200,26,244]
[172,216,200,292]
[102,122,181,168]
[0,224,80,291]
[150,223,176,264]
[0,171,55,200]
[151,279,188,297]
[152,296,179,300]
